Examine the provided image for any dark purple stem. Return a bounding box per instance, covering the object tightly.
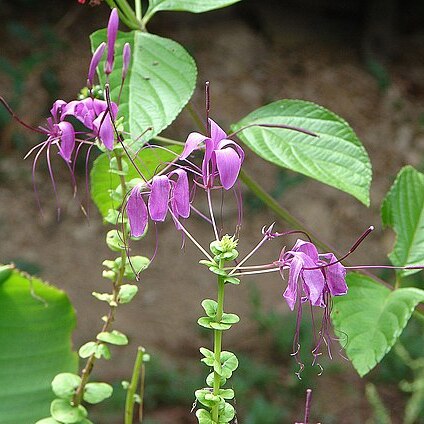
[205,81,211,137]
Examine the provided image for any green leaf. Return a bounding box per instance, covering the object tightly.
[232,100,372,205]
[197,316,214,329]
[201,299,218,317]
[221,351,239,372]
[146,0,242,15]
[90,29,196,152]
[219,401,235,422]
[97,330,129,346]
[219,389,235,400]
[83,382,113,404]
[78,342,110,360]
[118,284,138,304]
[381,166,424,276]
[223,276,240,285]
[220,313,240,324]
[332,273,424,377]
[209,322,232,331]
[35,418,61,424]
[50,399,87,423]
[206,372,226,388]
[90,147,182,218]
[51,373,81,400]
[0,268,77,424]
[106,230,126,252]
[195,389,220,408]
[196,408,213,424]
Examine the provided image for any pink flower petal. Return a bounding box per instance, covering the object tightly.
[209,118,227,146]
[93,111,114,150]
[170,169,190,218]
[56,121,75,162]
[127,187,148,237]
[148,176,170,221]
[215,146,242,190]
[105,8,119,75]
[180,132,207,160]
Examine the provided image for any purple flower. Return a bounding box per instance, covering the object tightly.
[62,98,118,150]
[105,8,119,75]
[280,239,347,310]
[26,99,76,164]
[127,170,191,237]
[180,119,244,190]
[277,239,347,372]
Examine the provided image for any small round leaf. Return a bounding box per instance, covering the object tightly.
[83,382,113,404]
[51,373,81,400]
[97,330,128,345]
[50,399,87,424]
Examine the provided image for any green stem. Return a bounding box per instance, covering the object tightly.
[73,151,129,407]
[104,0,136,29]
[212,264,225,422]
[125,347,145,424]
[135,0,142,21]
[114,0,140,29]
[72,251,126,406]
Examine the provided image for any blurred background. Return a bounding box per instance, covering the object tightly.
[1,0,424,422]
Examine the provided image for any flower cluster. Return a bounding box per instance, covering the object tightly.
[127,169,190,236]
[1,9,128,200]
[126,118,245,237]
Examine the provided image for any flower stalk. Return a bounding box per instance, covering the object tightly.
[212,265,225,422]
[125,346,147,424]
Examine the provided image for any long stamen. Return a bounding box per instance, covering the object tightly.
[0,96,46,134]
[168,209,213,261]
[46,143,61,220]
[190,204,213,225]
[345,265,424,270]
[231,267,281,277]
[304,226,374,270]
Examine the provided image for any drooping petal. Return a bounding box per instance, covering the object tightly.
[215,146,242,190]
[56,121,75,162]
[283,254,303,311]
[180,132,207,160]
[148,176,171,221]
[127,186,148,237]
[105,8,119,75]
[122,43,131,81]
[209,118,227,146]
[292,239,320,263]
[169,169,190,218]
[88,42,106,86]
[299,252,325,307]
[319,253,347,296]
[92,111,114,150]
